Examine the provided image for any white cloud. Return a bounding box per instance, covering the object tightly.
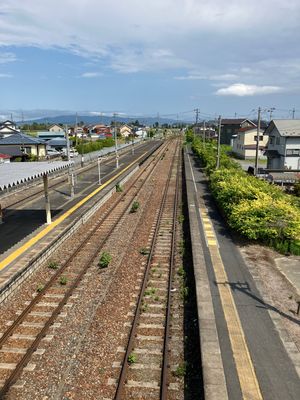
[0,0,299,75]
[81,72,103,78]
[0,52,17,64]
[0,73,12,78]
[216,83,282,96]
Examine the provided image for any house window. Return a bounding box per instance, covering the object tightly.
[276,137,280,145]
[254,135,264,141]
[269,137,274,144]
[286,149,300,156]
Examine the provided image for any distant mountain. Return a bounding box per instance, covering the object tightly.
[17,114,187,126]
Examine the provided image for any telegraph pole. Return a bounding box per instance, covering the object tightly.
[268,107,275,121]
[203,120,206,144]
[65,125,75,197]
[114,113,119,168]
[292,108,295,119]
[255,107,261,175]
[216,115,222,169]
[194,108,199,138]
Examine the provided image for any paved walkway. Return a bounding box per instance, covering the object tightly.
[184,146,300,400]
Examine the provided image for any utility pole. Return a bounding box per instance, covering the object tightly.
[268,107,275,121]
[194,108,199,137]
[75,112,78,146]
[255,107,261,175]
[292,108,295,119]
[203,120,206,144]
[216,115,222,169]
[114,113,119,168]
[65,125,75,197]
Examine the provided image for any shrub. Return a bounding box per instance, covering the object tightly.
[48,260,59,269]
[173,362,187,378]
[127,353,137,364]
[191,136,300,255]
[116,183,123,192]
[37,284,44,293]
[130,200,140,213]
[60,276,67,285]
[98,251,112,268]
[139,247,149,255]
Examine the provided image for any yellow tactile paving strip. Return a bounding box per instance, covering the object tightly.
[199,204,263,400]
[0,152,147,272]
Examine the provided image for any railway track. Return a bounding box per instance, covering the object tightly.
[0,141,150,211]
[0,140,169,398]
[113,140,181,399]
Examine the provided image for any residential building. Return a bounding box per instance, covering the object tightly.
[49,124,65,133]
[119,124,132,138]
[264,120,300,169]
[89,124,111,135]
[0,145,28,161]
[232,127,268,159]
[37,131,65,140]
[0,153,11,163]
[220,119,256,145]
[0,132,46,159]
[0,120,20,138]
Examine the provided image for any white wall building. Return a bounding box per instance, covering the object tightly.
[264,120,300,169]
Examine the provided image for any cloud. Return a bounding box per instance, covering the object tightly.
[81,72,103,78]
[216,83,282,96]
[0,73,12,78]
[0,51,17,64]
[0,0,299,75]
[175,72,238,81]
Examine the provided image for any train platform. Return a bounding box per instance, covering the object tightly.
[184,145,300,400]
[0,141,161,302]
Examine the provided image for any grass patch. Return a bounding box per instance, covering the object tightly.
[173,362,187,378]
[116,183,123,192]
[59,276,68,285]
[48,260,59,270]
[139,247,149,255]
[127,353,137,364]
[130,200,140,213]
[98,251,112,268]
[36,284,44,293]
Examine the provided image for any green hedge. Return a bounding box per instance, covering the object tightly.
[75,138,115,154]
[191,137,300,255]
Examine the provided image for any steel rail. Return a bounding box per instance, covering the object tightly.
[0,142,166,348]
[160,143,181,399]
[0,141,168,397]
[114,139,180,400]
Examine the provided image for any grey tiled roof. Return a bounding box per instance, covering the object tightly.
[0,132,46,145]
[0,146,24,157]
[266,120,300,137]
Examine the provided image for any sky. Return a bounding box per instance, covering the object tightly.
[0,0,299,122]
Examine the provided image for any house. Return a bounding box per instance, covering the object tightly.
[46,138,67,151]
[89,124,111,134]
[0,120,20,138]
[37,131,65,140]
[264,120,300,170]
[232,127,268,159]
[221,119,256,145]
[119,124,132,138]
[49,124,65,133]
[0,153,11,163]
[0,145,28,161]
[0,132,46,159]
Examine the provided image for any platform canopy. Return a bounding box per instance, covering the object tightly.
[0,161,73,191]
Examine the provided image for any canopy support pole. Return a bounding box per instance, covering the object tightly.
[43,174,51,224]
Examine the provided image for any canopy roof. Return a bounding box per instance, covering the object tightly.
[0,161,73,191]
